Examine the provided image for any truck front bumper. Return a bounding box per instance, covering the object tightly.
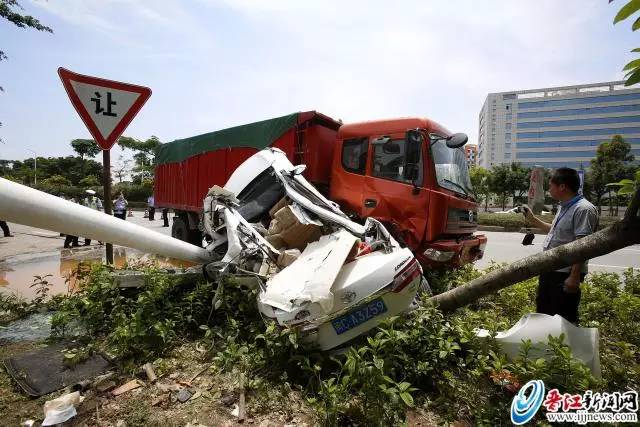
[417,234,487,268]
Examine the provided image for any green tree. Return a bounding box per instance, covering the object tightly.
[507,163,530,206]
[488,164,510,210]
[613,0,640,85]
[39,174,71,195]
[71,139,101,162]
[587,135,635,215]
[469,166,492,211]
[79,175,100,187]
[118,136,161,182]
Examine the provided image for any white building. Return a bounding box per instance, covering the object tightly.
[478,81,640,169]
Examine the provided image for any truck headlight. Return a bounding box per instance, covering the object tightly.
[423,248,455,262]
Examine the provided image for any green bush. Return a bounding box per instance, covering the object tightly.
[48,263,639,426]
[478,212,619,230]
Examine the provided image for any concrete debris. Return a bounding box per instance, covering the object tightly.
[143,362,157,383]
[111,379,143,397]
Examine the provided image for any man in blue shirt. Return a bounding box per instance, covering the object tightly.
[524,167,599,324]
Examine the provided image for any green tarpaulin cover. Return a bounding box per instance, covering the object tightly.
[156,113,299,165]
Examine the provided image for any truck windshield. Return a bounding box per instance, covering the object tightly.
[431,140,472,196]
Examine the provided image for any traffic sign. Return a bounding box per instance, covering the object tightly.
[58,67,152,150]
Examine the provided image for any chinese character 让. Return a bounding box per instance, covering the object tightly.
[90,91,117,117]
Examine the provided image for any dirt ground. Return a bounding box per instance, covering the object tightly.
[0,340,319,427]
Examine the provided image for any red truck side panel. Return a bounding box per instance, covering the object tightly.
[155,126,330,212]
[302,124,336,186]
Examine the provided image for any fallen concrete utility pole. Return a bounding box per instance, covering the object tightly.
[0,177,212,264]
[430,186,640,312]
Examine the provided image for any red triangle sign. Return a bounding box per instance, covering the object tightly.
[58,67,152,150]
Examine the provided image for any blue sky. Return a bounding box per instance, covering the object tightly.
[0,0,637,168]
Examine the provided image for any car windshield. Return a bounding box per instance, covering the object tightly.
[430,139,472,195]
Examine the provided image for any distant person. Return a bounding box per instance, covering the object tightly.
[162,208,170,227]
[147,195,155,221]
[96,197,103,212]
[64,197,80,248]
[523,167,598,325]
[0,220,13,237]
[113,193,128,220]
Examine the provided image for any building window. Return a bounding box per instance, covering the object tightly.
[505,123,512,130]
[517,126,640,139]
[516,115,640,129]
[342,137,368,174]
[505,133,512,140]
[505,143,511,150]
[503,94,517,100]
[505,153,512,159]
[506,104,512,111]
[506,113,513,120]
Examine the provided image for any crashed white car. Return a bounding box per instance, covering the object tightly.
[201,148,425,350]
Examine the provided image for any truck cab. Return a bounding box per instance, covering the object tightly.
[330,117,486,267]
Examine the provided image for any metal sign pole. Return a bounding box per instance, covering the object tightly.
[103,149,114,264]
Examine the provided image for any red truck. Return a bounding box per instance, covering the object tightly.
[154,111,486,267]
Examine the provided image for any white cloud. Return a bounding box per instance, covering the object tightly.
[4,0,630,161]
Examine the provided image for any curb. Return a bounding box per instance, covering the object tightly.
[477,225,546,235]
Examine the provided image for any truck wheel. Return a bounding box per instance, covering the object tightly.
[171,217,190,242]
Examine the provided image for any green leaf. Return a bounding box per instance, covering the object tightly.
[634,16,640,30]
[400,392,414,407]
[623,58,640,72]
[626,68,640,86]
[618,187,637,195]
[632,47,640,52]
[439,350,448,359]
[614,0,640,24]
[398,381,412,392]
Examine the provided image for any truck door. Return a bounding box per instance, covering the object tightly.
[329,137,369,217]
[362,131,429,250]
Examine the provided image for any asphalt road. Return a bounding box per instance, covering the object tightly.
[476,230,640,274]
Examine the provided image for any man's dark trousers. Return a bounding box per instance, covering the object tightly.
[0,220,10,237]
[162,209,169,227]
[0,221,11,237]
[536,271,586,324]
[149,207,155,221]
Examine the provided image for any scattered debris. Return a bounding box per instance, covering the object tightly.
[475,313,601,376]
[156,382,182,393]
[237,376,246,422]
[96,380,117,393]
[111,379,143,397]
[20,420,35,427]
[152,393,170,407]
[42,391,84,426]
[220,391,237,407]
[189,362,214,383]
[143,362,157,383]
[176,388,193,403]
[3,342,111,396]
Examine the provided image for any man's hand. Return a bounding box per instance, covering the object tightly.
[522,205,534,222]
[563,275,581,293]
